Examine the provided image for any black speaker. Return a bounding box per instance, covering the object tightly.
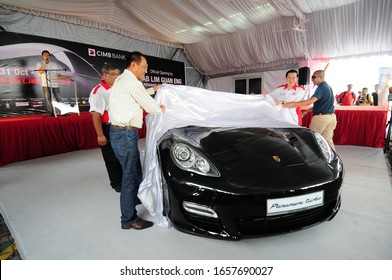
[298,67,310,85]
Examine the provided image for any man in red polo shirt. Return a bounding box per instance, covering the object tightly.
[89,63,123,192]
[336,84,356,106]
[269,69,306,125]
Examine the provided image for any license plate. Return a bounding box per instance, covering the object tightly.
[267,191,324,216]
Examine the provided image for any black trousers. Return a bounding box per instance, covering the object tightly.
[101,123,123,189]
[42,86,62,115]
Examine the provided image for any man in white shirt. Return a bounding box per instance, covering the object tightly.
[109,51,165,231]
[89,63,123,192]
[37,50,64,116]
[269,69,306,125]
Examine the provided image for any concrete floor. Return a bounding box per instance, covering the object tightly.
[0,145,391,260]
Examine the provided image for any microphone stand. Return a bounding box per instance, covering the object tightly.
[385,95,392,153]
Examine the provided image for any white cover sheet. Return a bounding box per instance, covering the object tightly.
[138,84,297,226]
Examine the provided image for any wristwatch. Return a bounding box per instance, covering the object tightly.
[282,101,285,105]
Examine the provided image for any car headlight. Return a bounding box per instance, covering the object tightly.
[170,142,220,177]
[313,132,334,163]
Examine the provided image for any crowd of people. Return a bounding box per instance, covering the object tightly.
[335,83,382,106]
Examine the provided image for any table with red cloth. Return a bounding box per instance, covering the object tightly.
[301,106,388,148]
[0,112,147,167]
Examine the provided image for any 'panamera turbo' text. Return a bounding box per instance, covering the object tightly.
[270,196,322,209]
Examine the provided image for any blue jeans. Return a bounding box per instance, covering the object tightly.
[109,127,142,227]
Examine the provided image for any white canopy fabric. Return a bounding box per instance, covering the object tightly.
[0,0,358,45]
[138,84,296,226]
[1,0,391,78]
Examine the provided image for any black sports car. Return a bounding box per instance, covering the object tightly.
[157,125,343,240]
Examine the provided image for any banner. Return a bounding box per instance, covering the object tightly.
[0,31,185,116]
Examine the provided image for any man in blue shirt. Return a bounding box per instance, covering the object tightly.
[276,70,337,150]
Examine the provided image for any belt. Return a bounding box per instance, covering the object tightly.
[111,125,139,131]
[317,112,334,115]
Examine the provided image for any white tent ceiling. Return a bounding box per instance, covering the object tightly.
[1,0,391,78]
[0,0,360,44]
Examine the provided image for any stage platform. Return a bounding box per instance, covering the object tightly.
[0,112,99,167]
[0,112,148,167]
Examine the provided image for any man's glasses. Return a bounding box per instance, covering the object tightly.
[311,76,318,79]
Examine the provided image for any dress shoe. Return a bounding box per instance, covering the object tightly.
[121,218,153,230]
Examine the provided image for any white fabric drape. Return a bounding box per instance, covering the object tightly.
[185,0,392,77]
[205,76,234,93]
[0,1,183,48]
[138,84,297,226]
[205,69,287,94]
[307,0,392,59]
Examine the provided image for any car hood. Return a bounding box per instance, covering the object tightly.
[169,126,334,189]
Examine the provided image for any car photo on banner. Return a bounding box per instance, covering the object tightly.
[0,43,102,114]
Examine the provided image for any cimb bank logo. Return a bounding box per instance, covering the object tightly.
[87,48,126,60]
[88,48,96,56]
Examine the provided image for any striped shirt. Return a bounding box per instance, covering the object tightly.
[109,69,160,128]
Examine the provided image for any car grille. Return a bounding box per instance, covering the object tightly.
[234,201,337,235]
[184,212,223,233]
